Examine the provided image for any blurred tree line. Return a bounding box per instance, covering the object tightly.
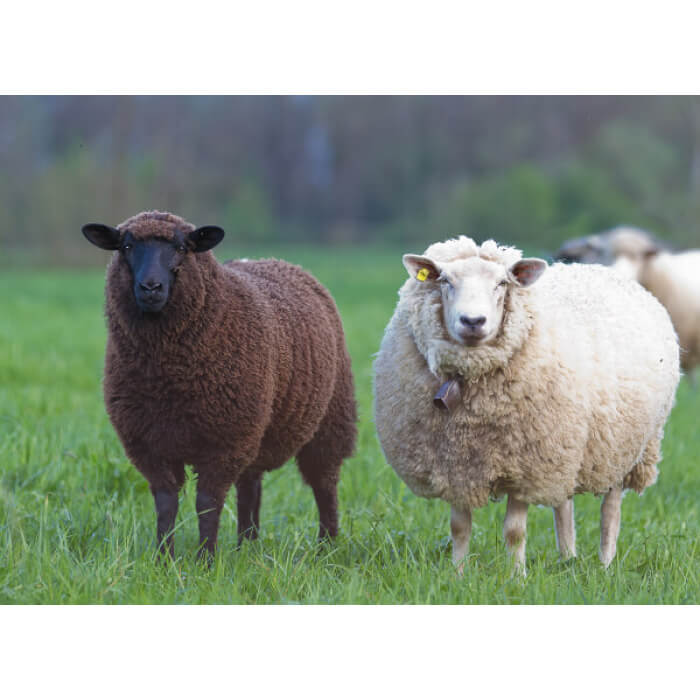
[1,95,700,262]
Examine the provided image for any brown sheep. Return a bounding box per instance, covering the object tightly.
[82,210,357,560]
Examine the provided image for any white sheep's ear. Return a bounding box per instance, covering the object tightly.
[188,226,225,252]
[508,258,548,287]
[82,223,122,250]
[403,254,441,282]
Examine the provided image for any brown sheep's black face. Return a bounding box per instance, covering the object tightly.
[121,233,186,312]
[82,223,225,314]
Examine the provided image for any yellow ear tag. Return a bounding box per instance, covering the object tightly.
[417,267,430,282]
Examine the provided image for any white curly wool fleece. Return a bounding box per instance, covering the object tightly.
[374,236,680,511]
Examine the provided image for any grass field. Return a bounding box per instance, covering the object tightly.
[0,246,698,604]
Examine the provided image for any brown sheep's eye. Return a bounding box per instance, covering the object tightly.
[177,245,186,253]
[122,243,132,252]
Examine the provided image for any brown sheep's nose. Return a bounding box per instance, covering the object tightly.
[460,315,486,328]
[140,280,163,292]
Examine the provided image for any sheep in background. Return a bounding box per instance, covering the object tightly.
[554,226,668,267]
[83,210,357,560]
[374,236,679,574]
[556,226,700,376]
[635,250,700,375]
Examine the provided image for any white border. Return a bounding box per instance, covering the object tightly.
[3,2,700,93]
[1,606,697,698]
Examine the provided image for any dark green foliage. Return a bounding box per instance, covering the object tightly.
[2,96,700,265]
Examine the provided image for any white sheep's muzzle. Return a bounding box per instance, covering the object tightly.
[440,258,508,347]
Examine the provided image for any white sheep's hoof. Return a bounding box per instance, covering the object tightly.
[599,549,615,569]
[509,560,527,579]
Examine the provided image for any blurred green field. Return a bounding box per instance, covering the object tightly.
[0,247,698,604]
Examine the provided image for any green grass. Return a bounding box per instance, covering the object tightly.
[0,247,698,604]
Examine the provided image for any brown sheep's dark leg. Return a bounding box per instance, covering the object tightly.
[236,471,262,545]
[152,487,180,559]
[195,483,227,563]
[296,373,355,541]
[297,449,341,540]
[310,480,339,540]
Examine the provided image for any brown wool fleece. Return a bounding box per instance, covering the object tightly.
[102,211,357,511]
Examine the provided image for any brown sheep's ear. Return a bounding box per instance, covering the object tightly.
[508,258,547,287]
[188,226,225,252]
[403,254,441,282]
[82,223,122,250]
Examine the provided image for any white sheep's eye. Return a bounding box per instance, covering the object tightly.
[496,279,507,289]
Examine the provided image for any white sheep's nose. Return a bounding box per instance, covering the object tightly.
[459,314,486,329]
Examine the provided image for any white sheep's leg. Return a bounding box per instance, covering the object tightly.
[600,485,623,568]
[552,498,576,560]
[450,505,472,575]
[504,496,529,575]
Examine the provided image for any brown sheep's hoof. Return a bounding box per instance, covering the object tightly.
[154,542,175,565]
[196,547,215,569]
[236,528,260,549]
[315,530,339,555]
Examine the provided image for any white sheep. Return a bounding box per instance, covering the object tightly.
[554,226,667,267]
[374,236,679,574]
[556,226,700,377]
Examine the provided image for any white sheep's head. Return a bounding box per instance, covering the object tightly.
[609,230,661,280]
[555,227,662,281]
[403,252,547,347]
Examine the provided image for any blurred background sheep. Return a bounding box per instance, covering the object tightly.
[555,226,700,378]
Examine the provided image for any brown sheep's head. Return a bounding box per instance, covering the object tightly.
[82,222,224,313]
